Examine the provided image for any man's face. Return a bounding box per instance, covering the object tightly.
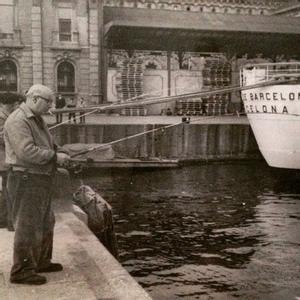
[29,94,54,115]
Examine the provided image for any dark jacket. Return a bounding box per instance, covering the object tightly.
[55,96,66,109]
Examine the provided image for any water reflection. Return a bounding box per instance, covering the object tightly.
[82,163,300,299]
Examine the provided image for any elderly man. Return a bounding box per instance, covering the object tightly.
[4,84,70,285]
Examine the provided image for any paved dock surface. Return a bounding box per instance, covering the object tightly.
[0,213,152,300]
[0,192,152,300]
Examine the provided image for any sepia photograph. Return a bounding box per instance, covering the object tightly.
[0,0,299,299]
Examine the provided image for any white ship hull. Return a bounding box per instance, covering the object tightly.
[241,63,300,169]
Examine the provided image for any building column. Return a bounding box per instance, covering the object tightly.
[167,51,171,96]
[101,42,108,103]
[31,0,43,84]
[99,0,107,103]
[88,0,101,104]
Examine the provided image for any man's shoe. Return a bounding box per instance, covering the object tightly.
[37,263,63,273]
[7,222,14,232]
[0,222,7,228]
[10,274,47,285]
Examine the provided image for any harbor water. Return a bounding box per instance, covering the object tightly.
[82,162,300,300]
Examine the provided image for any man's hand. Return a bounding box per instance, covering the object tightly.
[56,152,71,166]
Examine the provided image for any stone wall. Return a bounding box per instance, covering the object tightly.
[52,123,260,161]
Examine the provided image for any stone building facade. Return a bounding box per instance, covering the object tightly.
[0,0,299,111]
[0,0,103,104]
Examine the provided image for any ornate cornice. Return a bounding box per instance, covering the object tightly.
[53,50,81,62]
[0,48,20,60]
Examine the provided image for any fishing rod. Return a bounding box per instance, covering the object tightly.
[50,76,300,116]
[69,114,230,159]
[70,107,300,160]
[49,107,99,130]
[65,115,191,172]
[70,122,182,159]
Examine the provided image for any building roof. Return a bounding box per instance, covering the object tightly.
[104,7,300,35]
[104,7,300,55]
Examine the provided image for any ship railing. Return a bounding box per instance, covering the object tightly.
[240,62,300,86]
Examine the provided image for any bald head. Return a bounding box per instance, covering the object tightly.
[26,84,55,115]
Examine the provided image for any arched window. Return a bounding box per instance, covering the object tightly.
[57,61,75,93]
[0,60,17,92]
[145,62,158,70]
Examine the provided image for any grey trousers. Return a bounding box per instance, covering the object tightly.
[7,171,55,280]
